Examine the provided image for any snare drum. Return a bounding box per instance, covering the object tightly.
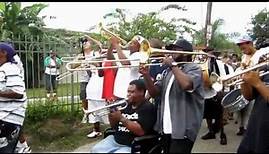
[221,89,249,112]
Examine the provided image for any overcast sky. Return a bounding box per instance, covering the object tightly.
[22,2,268,40]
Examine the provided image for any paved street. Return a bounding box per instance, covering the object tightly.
[73,118,243,153]
[192,119,242,153]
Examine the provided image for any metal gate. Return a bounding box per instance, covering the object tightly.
[10,34,83,113]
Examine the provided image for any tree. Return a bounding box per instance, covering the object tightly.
[247,8,269,49]
[100,4,197,44]
[0,2,50,88]
[0,2,48,40]
[192,18,241,55]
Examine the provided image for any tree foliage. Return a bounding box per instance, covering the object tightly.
[192,18,241,55]
[0,2,48,40]
[247,8,269,49]
[101,4,197,44]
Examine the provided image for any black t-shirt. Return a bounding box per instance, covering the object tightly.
[239,72,269,152]
[114,101,157,146]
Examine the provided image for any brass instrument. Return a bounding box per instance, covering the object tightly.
[64,37,209,71]
[65,57,165,71]
[210,61,269,92]
[84,99,128,117]
[99,22,128,48]
[140,38,209,59]
[56,35,103,81]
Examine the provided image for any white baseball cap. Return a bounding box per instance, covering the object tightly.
[235,35,253,45]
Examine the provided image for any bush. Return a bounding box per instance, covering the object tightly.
[25,100,82,123]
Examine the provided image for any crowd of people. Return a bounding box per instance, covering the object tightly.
[0,30,268,153]
[75,33,269,153]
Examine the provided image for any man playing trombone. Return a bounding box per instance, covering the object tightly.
[139,38,205,153]
[236,36,269,153]
[91,79,157,153]
[78,38,105,138]
[108,35,148,100]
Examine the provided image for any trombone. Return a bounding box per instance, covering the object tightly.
[56,34,104,81]
[65,39,209,71]
[99,22,128,48]
[84,99,128,117]
[210,61,269,92]
[65,57,166,71]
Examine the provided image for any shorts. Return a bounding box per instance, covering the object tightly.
[80,82,88,100]
[87,99,109,124]
[0,120,22,153]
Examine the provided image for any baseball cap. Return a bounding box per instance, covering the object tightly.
[235,35,252,45]
[0,42,16,63]
[165,39,193,51]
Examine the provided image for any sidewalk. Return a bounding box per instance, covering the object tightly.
[73,119,243,153]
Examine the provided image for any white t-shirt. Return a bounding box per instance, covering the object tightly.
[86,63,104,101]
[113,52,148,98]
[163,74,174,134]
[0,62,27,126]
[45,58,60,75]
[241,46,269,67]
[13,54,24,80]
[250,46,269,65]
[79,51,97,82]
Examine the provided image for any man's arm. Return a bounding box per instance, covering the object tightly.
[253,81,269,103]
[240,83,254,100]
[110,37,130,65]
[242,71,269,102]
[139,65,160,98]
[108,110,145,136]
[0,89,23,99]
[119,116,145,136]
[107,43,115,60]
[170,66,193,91]
[163,57,194,91]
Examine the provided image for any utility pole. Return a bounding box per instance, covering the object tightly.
[204,2,213,47]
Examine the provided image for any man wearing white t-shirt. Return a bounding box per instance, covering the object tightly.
[234,36,269,137]
[109,35,147,100]
[0,43,27,153]
[140,39,205,153]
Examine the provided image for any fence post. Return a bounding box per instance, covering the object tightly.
[71,72,74,112]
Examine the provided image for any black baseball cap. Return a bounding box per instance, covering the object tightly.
[165,39,193,51]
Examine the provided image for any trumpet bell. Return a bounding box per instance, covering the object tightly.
[140,39,152,56]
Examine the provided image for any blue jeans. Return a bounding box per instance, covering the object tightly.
[45,74,57,93]
[91,135,131,153]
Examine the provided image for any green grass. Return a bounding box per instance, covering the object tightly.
[24,114,109,152]
[24,102,105,152]
[26,83,80,98]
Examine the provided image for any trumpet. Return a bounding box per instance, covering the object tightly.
[84,99,128,117]
[210,61,269,92]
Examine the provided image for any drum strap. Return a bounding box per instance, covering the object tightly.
[224,64,229,75]
[210,57,220,76]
